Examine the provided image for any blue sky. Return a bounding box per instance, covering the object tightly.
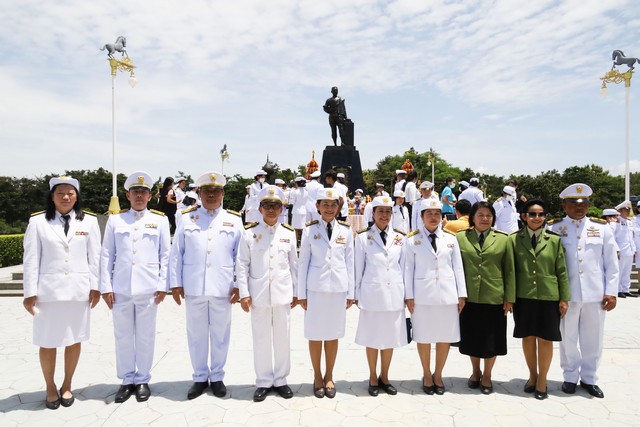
[1,0,639,183]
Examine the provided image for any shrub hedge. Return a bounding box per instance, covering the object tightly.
[0,234,24,267]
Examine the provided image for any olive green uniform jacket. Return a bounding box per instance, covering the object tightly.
[456,228,516,305]
[510,228,570,301]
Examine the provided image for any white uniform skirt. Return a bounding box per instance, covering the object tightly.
[411,304,460,344]
[33,301,91,348]
[304,291,347,341]
[292,212,306,229]
[355,308,408,349]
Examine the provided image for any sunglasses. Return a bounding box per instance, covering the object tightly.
[526,212,547,218]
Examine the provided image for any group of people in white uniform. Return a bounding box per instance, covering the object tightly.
[22,171,624,409]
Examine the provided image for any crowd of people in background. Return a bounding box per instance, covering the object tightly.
[22,166,637,410]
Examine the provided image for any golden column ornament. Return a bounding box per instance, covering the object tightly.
[601,50,636,201]
[102,36,137,213]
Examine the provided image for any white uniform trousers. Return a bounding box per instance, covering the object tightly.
[251,305,291,388]
[112,293,158,385]
[559,301,605,384]
[618,254,633,293]
[185,296,231,382]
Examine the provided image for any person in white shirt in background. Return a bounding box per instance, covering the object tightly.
[411,181,438,233]
[394,170,407,194]
[392,190,410,234]
[614,200,637,298]
[493,185,519,233]
[458,177,485,206]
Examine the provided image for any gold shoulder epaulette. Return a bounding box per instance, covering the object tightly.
[227,209,241,217]
[181,206,197,214]
[30,210,45,217]
[83,210,97,216]
[305,220,319,227]
[545,229,560,236]
[394,229,406,236]
[244,222,259,230]
[337,220,350,227]
[546,217,562,225]
[493,229,508,235]
[407,229,420,238]
[281,223,294,231]
[150,209,165,216]
[357,227,371,234]
[590,217,607,224]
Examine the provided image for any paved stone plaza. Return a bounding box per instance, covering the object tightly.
[1,268,639,426]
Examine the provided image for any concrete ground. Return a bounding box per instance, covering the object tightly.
[1,268,639,426]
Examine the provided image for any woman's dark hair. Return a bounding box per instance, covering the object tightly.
[407,170,418,181]
[297,180,306,188]
[523,199,546,213]
[159,177,174,199]
[468,201,496,228]
[454,199,472,215]
[45,184,84,221]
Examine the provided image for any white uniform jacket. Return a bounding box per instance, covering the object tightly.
[245,182,263,222]
[354,226,406,311]
[100,209,171,295]
[290,187,309,216]
[403,226,467,305]
[493,197,519,233]
[336,182,349,217]
[297,220,354,300]
[411,194,439,232]
[236,222,298,307]
[23,211,100,302]
[548,217,619,302]
[169,207,243,297]
[392,204,410,234]
[458,187,485,205]
[613,217,636,256]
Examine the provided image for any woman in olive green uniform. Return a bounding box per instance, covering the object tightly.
[457,201,515,395]
[511,199,569,400]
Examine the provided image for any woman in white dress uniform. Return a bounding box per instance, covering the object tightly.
[22,176,101,409]
[354,196,408,397]
[404,199,467,395]
[298,188,355,398]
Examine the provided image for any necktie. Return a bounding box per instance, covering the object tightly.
[62,214,70,236]
[327,221,332,239]
[478,232,485,248]
[399,206,404,219]
[380,230,387,245]
[531,234,537,250]
[429,233,437,252]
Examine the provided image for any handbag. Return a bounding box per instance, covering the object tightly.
[406,317,413,344]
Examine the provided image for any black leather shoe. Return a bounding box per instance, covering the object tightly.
[135,383,150,402]
[561,381,576,394]
[433,375,445,395]
[378,377,397,395]
[367,383,379,397]
[480,381,493,395]
[274,385,293,399]
[524,382,536,394]
[534,388,548,400]
[422,376,434,395]
[59,388,75,407]
[187,381,209,400]
[253,387,271,402]
[324,385,336,399]
[211,381,226,398]
[115,384,135,403]
[618,292,627,298]
[314,385,325,398]
[580,381,604,398]
[45,396,61,410]
[624,292,638,298]
[467,377,480,389]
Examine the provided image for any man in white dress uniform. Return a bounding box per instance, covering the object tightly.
[100,171,171,403]
[236,185,298,402]
[492,185,519,233]
[614,200,637,298]
[548,183,619,398]
[411,181,438,233]
[169,171,243,400]
[246,170,267,223]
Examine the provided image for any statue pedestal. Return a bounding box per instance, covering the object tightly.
[320,145,364,195]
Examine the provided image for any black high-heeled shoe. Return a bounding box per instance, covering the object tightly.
[534,388,548,400]
[432,375,445,395]
[422,377,434,395]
